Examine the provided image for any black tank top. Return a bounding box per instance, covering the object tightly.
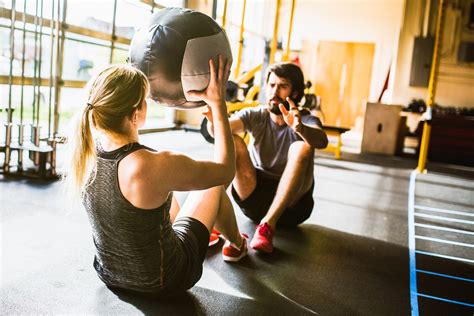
[83,143,186,293]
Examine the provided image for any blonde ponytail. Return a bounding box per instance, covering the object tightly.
[64,64,149,199]
[63,105,96,200]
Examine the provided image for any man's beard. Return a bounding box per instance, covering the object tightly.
[268,96,290,115]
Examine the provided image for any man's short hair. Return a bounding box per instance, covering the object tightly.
[266,62,305,103]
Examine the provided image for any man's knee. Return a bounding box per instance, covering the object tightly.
[288,141,313,163]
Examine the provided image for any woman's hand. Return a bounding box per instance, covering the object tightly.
[279,97,304,133]
[202,105,213,124]
[188,55,231,108]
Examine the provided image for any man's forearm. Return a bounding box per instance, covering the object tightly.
[297,124,328,149]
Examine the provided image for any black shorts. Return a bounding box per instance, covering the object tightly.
[171,216,210,292]
[231,169,314,227]
[103,216,209,298]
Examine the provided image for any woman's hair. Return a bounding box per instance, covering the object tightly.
[266,62,305,103]
[65,64,149,197]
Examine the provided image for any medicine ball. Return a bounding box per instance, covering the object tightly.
[129,7,233,109]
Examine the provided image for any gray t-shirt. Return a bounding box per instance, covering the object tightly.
[232,106,322,178]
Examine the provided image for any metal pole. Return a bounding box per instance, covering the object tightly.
[29,0,41,168]
[221,0,228,30]
[4,0,16,173]
[32,0,39,127]
[53,0,66,137]
[7,0,16,114]
[109,0,117,63]
[417,0,446,173]
[50,0,67,176]
[35,0,44,128]
[212,0,218,20]
[19,2,27,123]
[48,0,56,138]
[269,0,282,65]
[19,1,27,126]
[18,0,28,170]
[233,0,247,80]
[4,117,13,172]
[283,0,296,61]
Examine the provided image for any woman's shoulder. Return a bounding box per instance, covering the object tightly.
[120,148,198,188]
[118,148,174,209]
[122,148,175,174]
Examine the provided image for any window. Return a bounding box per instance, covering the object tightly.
[66,0,115,35]
[1,0,170,142]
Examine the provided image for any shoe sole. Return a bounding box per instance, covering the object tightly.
[208,237,220,247]
[222,252,247,262]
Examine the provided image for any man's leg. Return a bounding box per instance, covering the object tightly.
[261,141,314,229]
[231,134,257,200]
[250,141,314,253]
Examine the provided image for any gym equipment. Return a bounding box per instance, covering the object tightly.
[226,81,240,102]
[362,103,405,156]
[129,7,233,109]
[200,118,215,144]
[18,0,28,171]
[300,81,320,111]
[417,0,446,172]
[322,126,350,160]
[407,99,427,113]
[233,0,247,80]
[1,0,65,179]
[3,0,17,173]
[283,0,296,62]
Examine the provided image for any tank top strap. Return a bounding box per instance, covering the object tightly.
[97,142,156,162]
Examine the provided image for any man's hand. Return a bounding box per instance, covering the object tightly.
[279,97,304,133]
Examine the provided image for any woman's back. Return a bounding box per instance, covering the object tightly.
[83,143,185,293]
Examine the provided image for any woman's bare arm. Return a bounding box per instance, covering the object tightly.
[120,56,237,209]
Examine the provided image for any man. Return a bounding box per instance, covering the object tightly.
[206,62,328,253]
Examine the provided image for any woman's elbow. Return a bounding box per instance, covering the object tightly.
[213,163,235,185]
[222,164,236,183]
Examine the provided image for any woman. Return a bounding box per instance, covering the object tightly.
[65,56,247,297]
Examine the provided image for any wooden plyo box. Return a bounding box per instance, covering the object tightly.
[362,103,403,155]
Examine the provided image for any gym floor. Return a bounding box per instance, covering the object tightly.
[1,130,473,315]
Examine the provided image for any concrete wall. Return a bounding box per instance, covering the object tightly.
[281,0,405,103]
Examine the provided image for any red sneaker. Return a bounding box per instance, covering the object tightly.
[208,228,221,247]
[222,234,248,262]
[250,223,274,253]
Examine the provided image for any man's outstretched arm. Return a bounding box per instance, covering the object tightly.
[279,98,328,149]
[295,123,328,149]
